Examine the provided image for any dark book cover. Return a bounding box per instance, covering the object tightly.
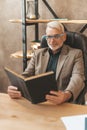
[5,67,57,104]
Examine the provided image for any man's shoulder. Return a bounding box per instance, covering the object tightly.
[64,44,82,53]
[34,47,48,54]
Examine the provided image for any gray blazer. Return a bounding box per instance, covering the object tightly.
[23,44,85,102]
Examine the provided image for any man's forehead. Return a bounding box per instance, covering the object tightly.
[46,27,63,34]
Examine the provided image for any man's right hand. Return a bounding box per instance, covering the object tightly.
[7,86,22,99]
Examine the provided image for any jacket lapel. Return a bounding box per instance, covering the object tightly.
[39,45,69,79]
[56,45,68,79]
[40,49,50,73]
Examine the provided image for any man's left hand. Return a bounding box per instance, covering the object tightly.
[45,90,72,105]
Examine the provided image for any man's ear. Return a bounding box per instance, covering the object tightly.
[62,33,67,42]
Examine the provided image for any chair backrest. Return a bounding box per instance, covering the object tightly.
[41,31,87,104]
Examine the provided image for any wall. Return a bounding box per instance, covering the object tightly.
[0,0,87,92]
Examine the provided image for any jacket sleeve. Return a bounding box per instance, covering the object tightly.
[65,50,85,101]
[22,53,36,77]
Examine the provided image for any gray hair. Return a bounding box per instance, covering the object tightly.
[46,21,64,33]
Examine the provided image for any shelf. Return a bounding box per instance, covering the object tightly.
[10,42,40,59]
[10,50,33,59]
[9,19,87,24]
[9,18,68,24]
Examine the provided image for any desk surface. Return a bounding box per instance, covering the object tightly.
[0,93,87,130]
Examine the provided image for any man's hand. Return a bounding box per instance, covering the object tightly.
[7,86,22,99]
[45,90,72,105]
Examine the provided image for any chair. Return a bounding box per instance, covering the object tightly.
[41,31,87,105]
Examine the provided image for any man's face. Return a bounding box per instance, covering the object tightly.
[46,27,66,51]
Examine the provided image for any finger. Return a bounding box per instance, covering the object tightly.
[46,97,62,105]
[7,89,19,95]
[8,90,21,95]
[49,91,58,96]
[46,93,64,105]
[50,90,63,96]
[46,94,58,101]
[9,91,22,99]
[8,89,21,97]
[8,86,18,90]
[47,99,58,105]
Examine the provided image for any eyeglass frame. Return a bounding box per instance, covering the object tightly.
[45,33,64,41]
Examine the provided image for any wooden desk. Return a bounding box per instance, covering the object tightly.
[0,93,87,130]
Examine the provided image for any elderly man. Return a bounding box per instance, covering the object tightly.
[8,21,85,105]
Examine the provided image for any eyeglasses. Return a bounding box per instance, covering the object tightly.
[45,33,64,40]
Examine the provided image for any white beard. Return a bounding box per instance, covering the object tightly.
[47,43,62,51]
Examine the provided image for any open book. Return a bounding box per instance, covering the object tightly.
[5,67,57,104]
